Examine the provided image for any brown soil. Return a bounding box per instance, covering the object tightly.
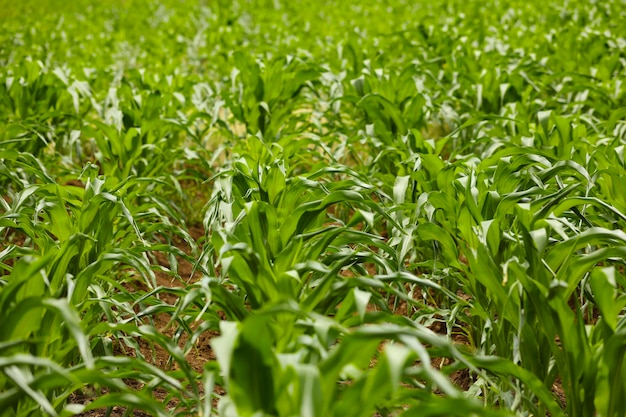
[0,229,28,274]
[551,376,566,409]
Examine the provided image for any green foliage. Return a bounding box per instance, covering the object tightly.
[1,0,625,416]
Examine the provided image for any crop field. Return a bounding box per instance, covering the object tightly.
[1,0,626,416]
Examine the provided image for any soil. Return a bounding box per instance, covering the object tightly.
[0,229,28,273]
